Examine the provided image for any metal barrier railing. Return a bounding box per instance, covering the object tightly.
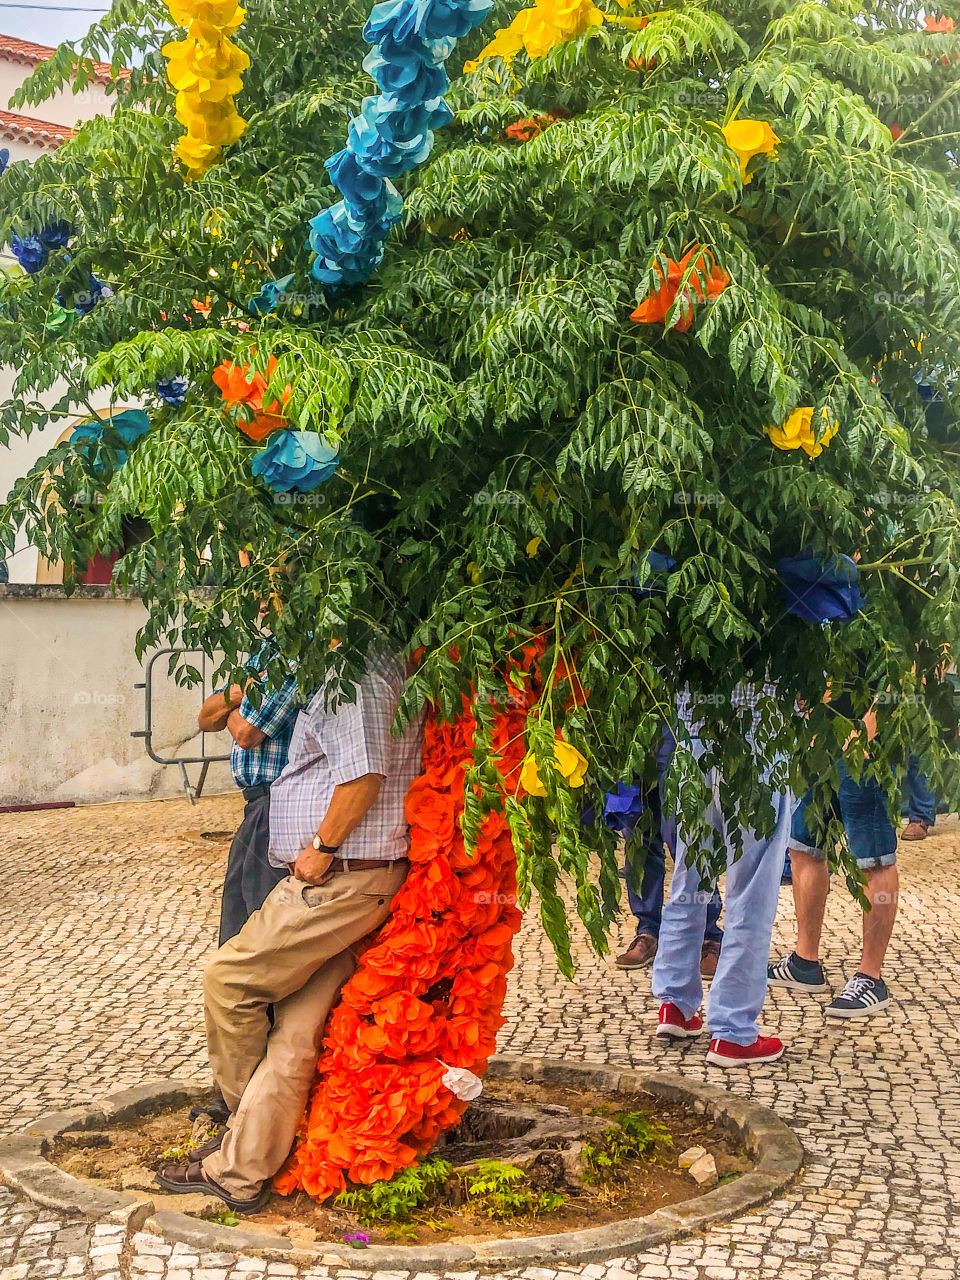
[131,647,231,804]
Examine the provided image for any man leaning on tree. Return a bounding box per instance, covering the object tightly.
[158,648,423,1212]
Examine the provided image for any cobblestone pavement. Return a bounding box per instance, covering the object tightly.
[1,795,959,1280]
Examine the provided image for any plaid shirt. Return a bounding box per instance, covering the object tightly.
[268,651,424,866]
[229,646,301,789]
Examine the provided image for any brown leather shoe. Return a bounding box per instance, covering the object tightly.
[700,941,721,978]
[901,820,930,841]
[616,932,658,970]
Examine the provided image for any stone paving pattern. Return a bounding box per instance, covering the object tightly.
[1,795,959,1280]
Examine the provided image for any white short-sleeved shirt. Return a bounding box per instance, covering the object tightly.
[268,651,424,865]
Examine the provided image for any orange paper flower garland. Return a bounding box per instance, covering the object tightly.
[630,245,730,332]
[273,682,532,1201]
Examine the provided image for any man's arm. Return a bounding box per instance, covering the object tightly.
[292,773,384,883]
[198,684,244,734]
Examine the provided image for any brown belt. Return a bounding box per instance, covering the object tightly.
[317,856,401,874]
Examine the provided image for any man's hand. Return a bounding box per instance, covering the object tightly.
[292,846,334,884]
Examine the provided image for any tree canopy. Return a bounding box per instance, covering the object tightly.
[3,0,960,969]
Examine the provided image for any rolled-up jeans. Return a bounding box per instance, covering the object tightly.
[652,740,791,1044]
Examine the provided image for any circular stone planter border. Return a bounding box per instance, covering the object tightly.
[0,1057,803,1269]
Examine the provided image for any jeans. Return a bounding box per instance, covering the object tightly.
[624,727,723,944]
[905,755,936,826]
[791,760,898,871]
[219,787,290,946]
[652,740,791,1044]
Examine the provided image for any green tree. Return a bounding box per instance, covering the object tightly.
[3,0,960,968]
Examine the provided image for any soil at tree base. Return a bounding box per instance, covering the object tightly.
[51,1079,751,1245]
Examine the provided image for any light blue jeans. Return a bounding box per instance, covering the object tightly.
[652,745,792,1045]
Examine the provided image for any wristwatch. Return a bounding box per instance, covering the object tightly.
[312,836,340,854]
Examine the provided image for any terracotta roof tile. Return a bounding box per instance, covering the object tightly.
[0,107,75,147]
[0,33,127,83]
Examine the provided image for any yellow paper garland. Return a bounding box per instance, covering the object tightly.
[465,0,642,70]
[162,0,249,179]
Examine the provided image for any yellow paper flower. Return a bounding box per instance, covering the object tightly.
[766,407,839,459]
[466,0,605,70]
[721,118,780,184]
[520,738,589,796]
[162,0,248,179]
[526,536,542,556]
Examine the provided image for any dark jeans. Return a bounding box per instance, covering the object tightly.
[905,755,936,826]
[219,786,289,946]
[624,730,723,945]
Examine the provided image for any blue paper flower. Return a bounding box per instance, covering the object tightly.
[632,550,677,598]
[11,234,47,273]
[602,783,645,836]
[252,430,340,492]
[0,148,9,176]
[247,273,296,316]
[70,273,111,315]
[347,101,435,178]
[776,549,865,625]
[71,409,151,470]
[364,0,493,46]
[39,221,72,251]
[362,46,449,99]
[155,377,189,406]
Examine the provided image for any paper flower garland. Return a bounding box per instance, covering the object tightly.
[162,0,250,179]
[767,406,839,459]
[504,112,557,142]
[720,119,780,184]
[776,550,865,624]
[274,673,532,1201]
[305,0,493,291]
[630,246,730,332]
[251,431,340,492]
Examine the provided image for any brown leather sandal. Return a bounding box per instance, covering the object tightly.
[190,1129,226,1162]
[155,1159,268,1213]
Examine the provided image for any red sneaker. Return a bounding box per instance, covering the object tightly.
[656,1002,704,1039]
[706,1035,785,1067]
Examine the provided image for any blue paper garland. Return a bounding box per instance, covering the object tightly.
[307,0,493,291]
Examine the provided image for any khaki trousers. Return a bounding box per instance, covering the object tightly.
[201,860,409,1199]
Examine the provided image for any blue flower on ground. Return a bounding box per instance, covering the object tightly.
[252,430,340,492]
[776,549,865,624]
[155,377,189,406]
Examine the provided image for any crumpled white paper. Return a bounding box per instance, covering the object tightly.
[439,1060,484,1101]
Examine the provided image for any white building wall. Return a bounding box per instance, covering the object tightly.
[0,587,234,805]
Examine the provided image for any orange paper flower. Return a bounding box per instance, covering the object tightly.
[212,355,291,438]
[630,246,730,332]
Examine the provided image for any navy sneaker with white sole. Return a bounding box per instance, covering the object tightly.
[767,953,829,992]
[826,973,890,1018]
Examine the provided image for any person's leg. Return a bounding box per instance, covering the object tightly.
[903,755,936,837]
[767,785,831,990]
[617,832,666,968]
[203,861,408,1110]
[704,886,724,945]
[651,789,716,1020]
[861,863,899,977]
[826,762,898,1016]
[792,847,830,961]
[219,794,264,947]
[705,788,791,1045]
[202,949,357,1199]
[238,791,289,926]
